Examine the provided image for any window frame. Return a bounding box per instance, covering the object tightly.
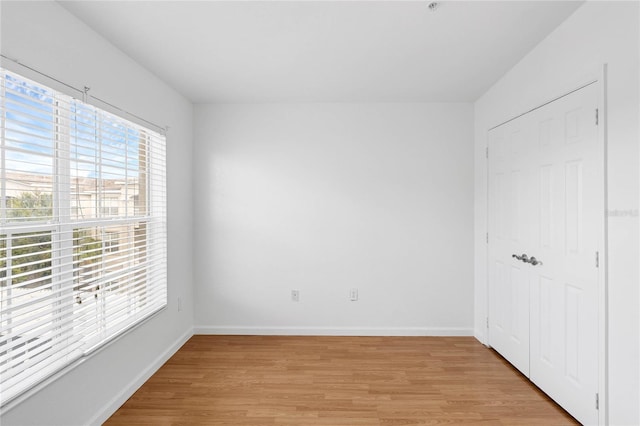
[0,67,168,408]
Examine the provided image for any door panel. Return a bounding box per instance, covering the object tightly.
[565,160,583,254]
[510,264,529,344]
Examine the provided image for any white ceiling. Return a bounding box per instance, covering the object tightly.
[58,1,582,103]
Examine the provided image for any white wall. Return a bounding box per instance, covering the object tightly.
[473,2,639,424]
[0,2,194,425]
[194,103,474,335]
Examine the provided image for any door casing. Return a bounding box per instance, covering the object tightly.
[485,65,608,425]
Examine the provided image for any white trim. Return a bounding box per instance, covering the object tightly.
[597,63,609,426]
[194,326,473,337]
[87,327,194,426]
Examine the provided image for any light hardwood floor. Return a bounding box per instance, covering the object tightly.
[106,335,579,425]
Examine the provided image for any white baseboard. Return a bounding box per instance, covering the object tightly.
[89,327,194,426]
[194,325,473,336]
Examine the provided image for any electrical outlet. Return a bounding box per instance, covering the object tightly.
[349,288,358,301]
[291,290,300,302]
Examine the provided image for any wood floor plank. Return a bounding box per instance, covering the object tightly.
[105,336,579,425]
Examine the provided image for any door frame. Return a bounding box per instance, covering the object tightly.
[485,64,608,425]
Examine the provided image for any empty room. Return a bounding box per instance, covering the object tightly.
[0,0,638,425]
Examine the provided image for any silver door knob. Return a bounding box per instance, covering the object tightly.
[512,253,529,262]
[528,256,543,266]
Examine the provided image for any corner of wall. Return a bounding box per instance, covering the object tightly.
[88,327,194,425]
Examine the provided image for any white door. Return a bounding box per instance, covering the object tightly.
[488,83,601,425]
[528,83,600,425]
[488,113,533,377]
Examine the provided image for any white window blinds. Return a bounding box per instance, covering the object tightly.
[0,69,167,406]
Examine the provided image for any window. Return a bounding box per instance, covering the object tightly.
[104,231,120,253]
[0,69,167,406]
